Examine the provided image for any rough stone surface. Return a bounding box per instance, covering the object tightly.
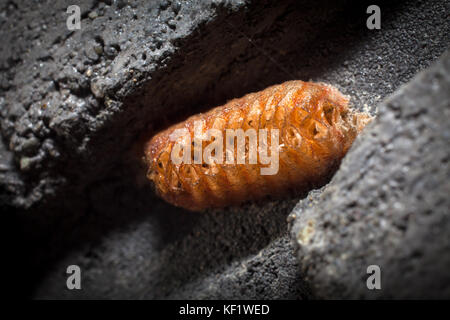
[0,0,448,299]
[34,197,310,299]
[290,51,450,299]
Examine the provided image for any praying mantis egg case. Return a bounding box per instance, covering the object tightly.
[144,80,372,211]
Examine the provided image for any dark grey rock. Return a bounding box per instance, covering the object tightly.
[290,51,450,299]
[34,196,309,299]
[0,0,448,299]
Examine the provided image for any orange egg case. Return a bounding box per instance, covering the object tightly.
[144,80,372,211]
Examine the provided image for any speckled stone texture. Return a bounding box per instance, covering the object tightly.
[290,51,450,299]
[0,0,448,299]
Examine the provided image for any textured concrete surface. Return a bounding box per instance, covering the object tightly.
[0,0,448,299]
[290,51,450,299]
